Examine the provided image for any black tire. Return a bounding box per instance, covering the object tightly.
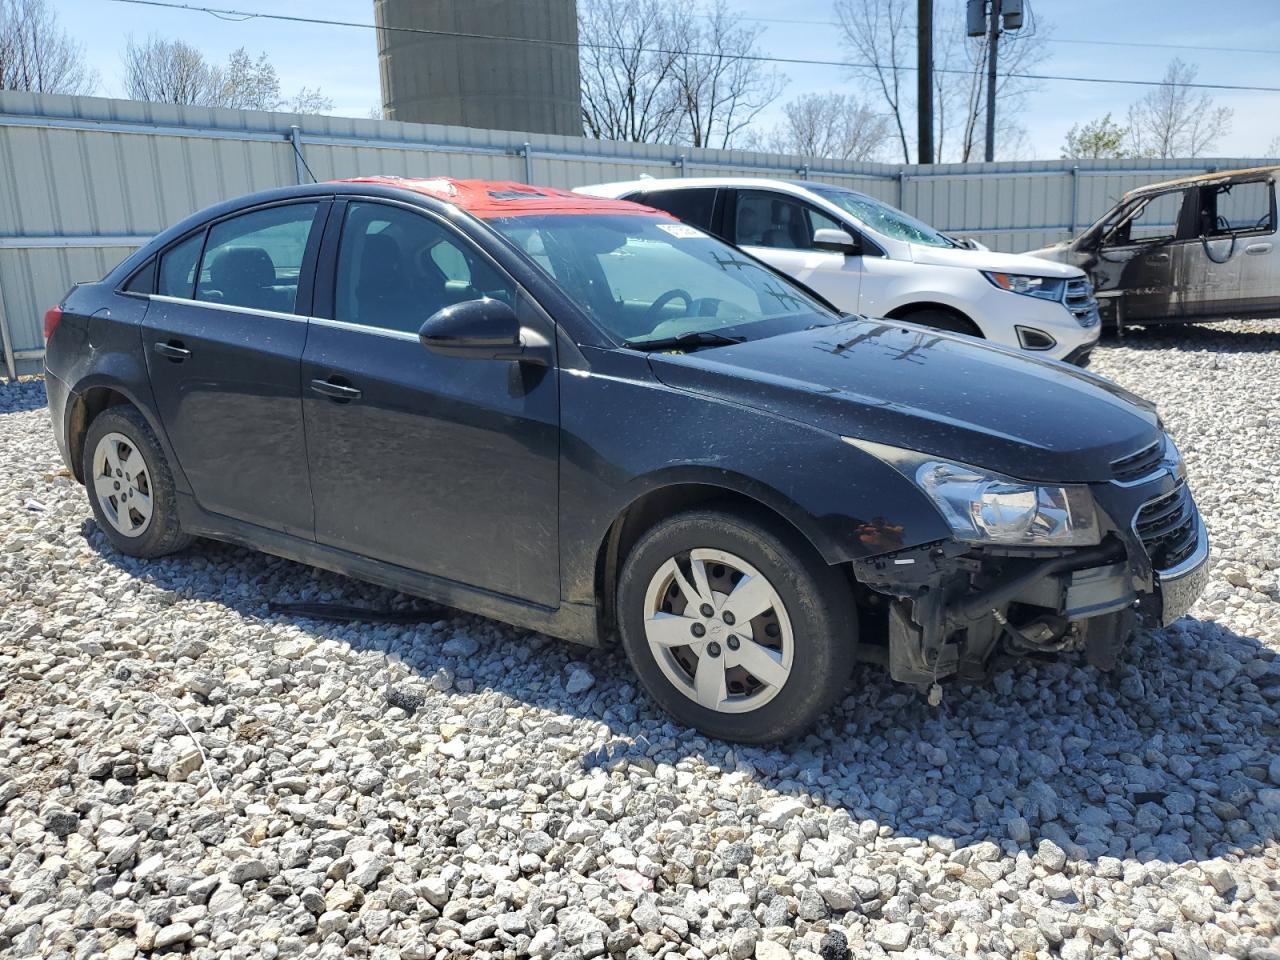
[83,404,193,558]
[617,507,857,743]
[900,308,983,338]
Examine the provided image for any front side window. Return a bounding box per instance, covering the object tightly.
[1100,190,1185,247]
[489,213,837,346]
[637,188,717,231]
[733,190,838,251]
[335,201,515,334]
[812,187,955,248]
[195,203,318,313]
[158,232,203,299]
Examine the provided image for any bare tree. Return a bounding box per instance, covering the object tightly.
[755,92,891,161]
[672,0,785,149]
[834,0,913,162]
[122,37,332,114]
[0,0,96,95]
[1126,59,1232,159]
[835,0,1048,162]
[122,35,223,105]
[1268,134,1280,157]
[578,0,683,143]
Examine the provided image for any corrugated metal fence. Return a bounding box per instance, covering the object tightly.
[2,89,1275,377]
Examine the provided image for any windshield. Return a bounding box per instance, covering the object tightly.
[487,214,838,346]
[812,188,956,248]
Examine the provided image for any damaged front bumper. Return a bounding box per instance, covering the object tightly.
[851,466,1210,689]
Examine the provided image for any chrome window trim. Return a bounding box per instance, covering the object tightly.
[148,294,310,323]
[307,316,420,342]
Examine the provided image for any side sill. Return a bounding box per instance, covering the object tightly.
[175,493,601,647]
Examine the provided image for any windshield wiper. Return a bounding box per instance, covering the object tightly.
[623,330,747,351]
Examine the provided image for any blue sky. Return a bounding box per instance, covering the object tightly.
[58,0,1280,160]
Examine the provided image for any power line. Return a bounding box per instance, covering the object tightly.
[107,0,1280,94]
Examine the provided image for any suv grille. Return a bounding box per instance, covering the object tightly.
[1135,483,1199,571]
[1065,277,1100,328]
[1111,439,1164,484]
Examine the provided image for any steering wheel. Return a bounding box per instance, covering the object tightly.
[642,288,694,327]
[1258,213,1272,229]
[1216,215,1231,233]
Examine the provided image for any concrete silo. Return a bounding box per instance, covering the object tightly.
[373,0,582,136]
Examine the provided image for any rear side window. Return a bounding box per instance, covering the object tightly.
[195,203,319,314]
[1202,180,1274,235]
[334,201,515,334]
[123,258,157,295]
[158,232,203,298]
[635,188,717,231]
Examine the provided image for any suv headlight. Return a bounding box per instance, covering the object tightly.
[844,439,1101,546]
[983,271,1066,302]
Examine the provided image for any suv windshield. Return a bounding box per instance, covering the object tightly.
[812,187,956,248]
[488,214,837,346]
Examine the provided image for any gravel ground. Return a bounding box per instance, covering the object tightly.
[2,320,1279,960]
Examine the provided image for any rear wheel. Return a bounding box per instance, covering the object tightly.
[83,405,193,558]
[900,307,983,338]
[617,508,856,743]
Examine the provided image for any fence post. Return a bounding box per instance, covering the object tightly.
[522,143,534,184]
[679,154,687,177]
[897,171,908,211]
[0,284,18,383]
[1069,164,1079,236]
[289,126,307,184]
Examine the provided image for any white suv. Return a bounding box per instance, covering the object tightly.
[576,177,1101,365]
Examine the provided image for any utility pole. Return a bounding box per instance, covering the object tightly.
[984,0,1000,162]
[916,0,934,165]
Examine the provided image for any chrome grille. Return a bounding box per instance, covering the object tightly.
[1135,483,1199,571]
[1064,277,1100,328]
[1111,438,1164,484]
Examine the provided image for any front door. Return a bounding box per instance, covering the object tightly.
[301,198,560,606]
[142,199,326,536]
[1089,189,1189,323]
[729,189,864,312]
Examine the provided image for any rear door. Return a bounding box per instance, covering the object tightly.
[142,199,327,536]
[1179,176,1278,318]
[727,188,863,312]
[301,198,560,605]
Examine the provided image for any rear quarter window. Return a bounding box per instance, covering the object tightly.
[157,232,204,299]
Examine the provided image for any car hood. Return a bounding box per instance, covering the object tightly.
[647,320,1159,483]
[1024,241,1072,264]
[909,243,1083,277]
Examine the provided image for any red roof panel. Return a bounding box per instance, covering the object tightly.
[335,177,669,220]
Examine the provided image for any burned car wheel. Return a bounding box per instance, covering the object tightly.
[617,508,857,743]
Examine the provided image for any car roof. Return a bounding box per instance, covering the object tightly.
[1122,165,1280,201]
[578,176,876,203]
[336,176,666,219]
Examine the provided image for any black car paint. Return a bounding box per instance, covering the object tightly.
[47,181,1175,656]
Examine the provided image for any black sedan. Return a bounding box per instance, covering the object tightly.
[43,177,1209,742]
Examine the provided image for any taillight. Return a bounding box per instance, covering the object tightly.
[43,305,63,341]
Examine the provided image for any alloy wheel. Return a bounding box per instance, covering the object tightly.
[641,548,794,713]
[91,432,154,538]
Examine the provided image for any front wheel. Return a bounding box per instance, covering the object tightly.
[617,508,856,743]
[900,308,983,338]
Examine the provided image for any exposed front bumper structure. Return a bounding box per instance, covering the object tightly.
[852,444,1210,689]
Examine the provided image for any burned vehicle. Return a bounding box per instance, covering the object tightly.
[1028,166,1279,331]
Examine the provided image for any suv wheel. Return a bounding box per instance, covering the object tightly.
[902,307,982,337]
[617,508,856,742]
[84,405,193,558]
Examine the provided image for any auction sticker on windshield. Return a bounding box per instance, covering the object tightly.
[656,223,704,239]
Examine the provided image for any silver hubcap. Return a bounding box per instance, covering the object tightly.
[91,432,154,538]
[643,548,794,714]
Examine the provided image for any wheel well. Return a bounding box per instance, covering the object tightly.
[592,484,823,643]
[68,387,131,482]
[886,302,983,337]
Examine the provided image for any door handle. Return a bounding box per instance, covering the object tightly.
[1245,242,1273,255]
[153,340,191,362]
[309,378,362,402]
[1145,252,1170,262]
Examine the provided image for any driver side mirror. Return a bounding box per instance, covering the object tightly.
[419,298,550,366]
[813,228,859,255]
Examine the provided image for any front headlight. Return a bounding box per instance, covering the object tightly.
[983,271,1066,302]
[844,439,1101,546]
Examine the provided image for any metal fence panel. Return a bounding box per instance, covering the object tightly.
[1,90,1275,375]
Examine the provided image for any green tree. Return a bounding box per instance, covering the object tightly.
[1061,113,1129,159]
